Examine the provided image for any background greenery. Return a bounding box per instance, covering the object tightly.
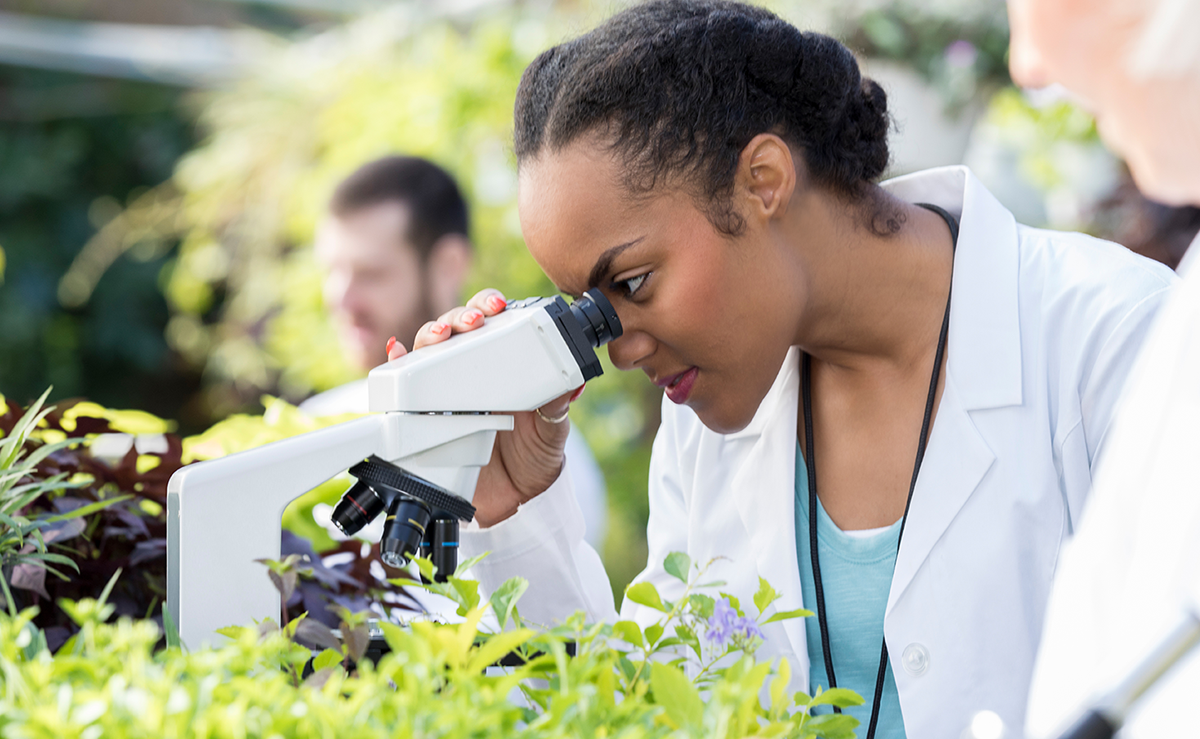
[4,0,1193,604]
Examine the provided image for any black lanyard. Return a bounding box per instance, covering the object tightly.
[800,202,958,739]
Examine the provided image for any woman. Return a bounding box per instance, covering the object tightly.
[385,2,1175,736]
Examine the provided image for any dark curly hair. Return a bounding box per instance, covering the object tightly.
[514,0,894,236]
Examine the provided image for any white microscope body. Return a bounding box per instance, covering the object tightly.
[167,292,620,649]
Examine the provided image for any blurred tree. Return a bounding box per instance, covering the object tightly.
[0,66,202,428]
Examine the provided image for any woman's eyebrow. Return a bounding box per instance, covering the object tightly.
[587,237,645,290]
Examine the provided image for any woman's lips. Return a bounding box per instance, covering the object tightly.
[661,367,698,404]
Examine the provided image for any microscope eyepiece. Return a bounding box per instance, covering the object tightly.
[380,496,432,568]
[330,480,387,537]
[570,289,622,347]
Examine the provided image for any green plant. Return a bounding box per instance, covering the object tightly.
[0,389,125,624]
[0,553,862,739]
[1,390,421,645]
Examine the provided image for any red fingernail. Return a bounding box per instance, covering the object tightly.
[569,385,586,403]
[432,323,448,335]
[386,336,397,354]
[464,310,481,325]
[488,296,507,312]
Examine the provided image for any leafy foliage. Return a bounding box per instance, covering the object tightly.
[0,553,861,739]
[0,392,419,647]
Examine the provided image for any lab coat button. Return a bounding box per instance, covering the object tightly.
[901,643,929,676]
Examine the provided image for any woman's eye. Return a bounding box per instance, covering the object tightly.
[616,272,649,298]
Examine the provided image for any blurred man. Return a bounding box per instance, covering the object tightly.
[1007,1,1200,737]
[301,156,608,549]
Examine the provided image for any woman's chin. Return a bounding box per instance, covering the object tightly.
[692,402,757,436]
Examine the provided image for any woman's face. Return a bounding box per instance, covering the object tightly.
[518,138,806,434]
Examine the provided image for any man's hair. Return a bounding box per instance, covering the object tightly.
[330,156,470,259]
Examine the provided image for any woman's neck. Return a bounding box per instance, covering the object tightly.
[788,189,956,379]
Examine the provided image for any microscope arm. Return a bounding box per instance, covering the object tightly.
[167,412,512,649]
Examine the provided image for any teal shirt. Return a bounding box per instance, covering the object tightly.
[795,444,907,738]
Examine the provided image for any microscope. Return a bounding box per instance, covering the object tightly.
[166,290,621,648]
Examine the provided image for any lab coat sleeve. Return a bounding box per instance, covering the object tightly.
[458,460,618,627]
[619,398,694,629]
[1058,283,1173,529]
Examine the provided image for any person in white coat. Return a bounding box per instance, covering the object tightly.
[1007,0,1200,737]
[384,2,1175,736]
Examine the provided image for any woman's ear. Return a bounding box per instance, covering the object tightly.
[737,133,798,223]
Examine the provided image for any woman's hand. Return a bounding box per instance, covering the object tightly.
[385,288,584,528]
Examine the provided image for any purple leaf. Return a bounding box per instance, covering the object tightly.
[293,618,341,652]
[41,518,86,545]
[10,563,49,599]
[342,622,370,664]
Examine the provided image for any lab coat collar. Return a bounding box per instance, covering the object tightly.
[728,166,1022,657]
[883,165,1024,411]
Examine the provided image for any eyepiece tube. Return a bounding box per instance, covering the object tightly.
[330,480,387,537]
[570,289,622,347]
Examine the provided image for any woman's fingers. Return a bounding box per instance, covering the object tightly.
[533,384,586,428]
[412,320,451,350]
[386,336,409,361]
[411,290,508,350]
[466,288,507,316]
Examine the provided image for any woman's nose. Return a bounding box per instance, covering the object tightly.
[605,329,655,372]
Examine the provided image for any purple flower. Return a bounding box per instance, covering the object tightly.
[705,598,764,649]
[705,599,738,646]
[945,40,978,69]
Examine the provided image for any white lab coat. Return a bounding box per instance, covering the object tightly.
[1025,236,1200,739]
[460,166,1176,737]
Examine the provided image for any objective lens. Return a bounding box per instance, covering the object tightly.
[570,289,622,347]
[330,480,386,537]
[380,497,432,568]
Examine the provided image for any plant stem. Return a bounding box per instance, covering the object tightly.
[0,567,17,617]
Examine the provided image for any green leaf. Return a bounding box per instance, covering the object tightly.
[688,593,715,619]
[488,577,528,630]
[0,388,51,470]
[453,551,489,577]
[719,592,742,615]
[804,712,861,739]
[612,620,643,648]
[43,495,132,524]
[753,576,779,614]
[97,568,122,608]
[663,552,690,583]
[162,603,182,650]
[466,628,535,674]
[809,687,865,709]
[674,624,701,660]
[644,623,664,647]
[763,607,814,624]
[650,661,704,729]
[449,577,480,616]
[411,556,436,583]
[312,648,343,672]
[625,582,666,612]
